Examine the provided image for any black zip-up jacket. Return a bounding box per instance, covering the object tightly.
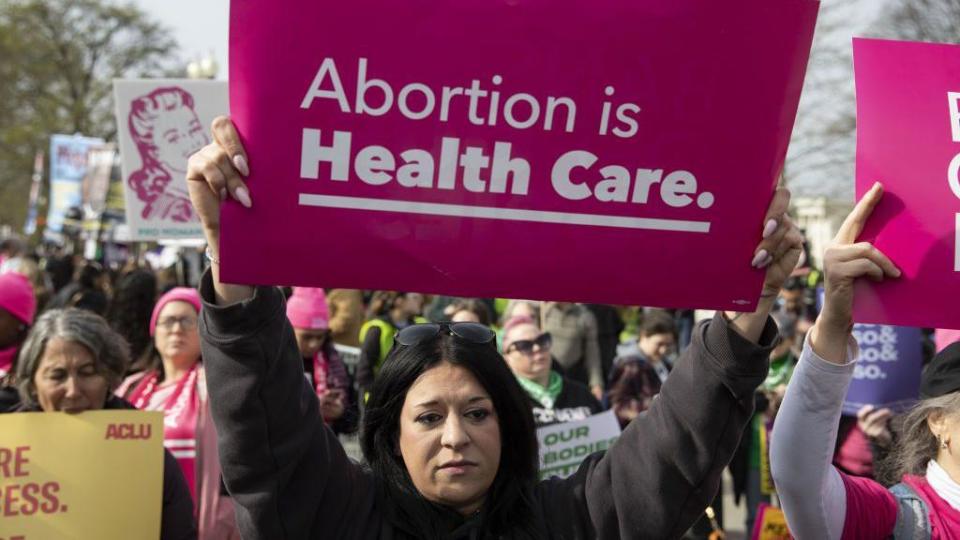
[198,272,777,539]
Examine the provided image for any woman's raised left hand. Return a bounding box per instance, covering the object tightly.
[723,187,804,343]
[752,187,805,296]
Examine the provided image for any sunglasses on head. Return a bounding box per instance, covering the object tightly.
[506,333,552,355]
[394,322,496,348]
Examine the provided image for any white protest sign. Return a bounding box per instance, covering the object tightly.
[537,410,621,480]
[113,79,227,240]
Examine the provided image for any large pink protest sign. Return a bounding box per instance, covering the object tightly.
[222,0,818,309]
[854,39,960,329]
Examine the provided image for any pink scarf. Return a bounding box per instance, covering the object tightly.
[903,475,960,539]
[128,363,201,503]
[311,348,349,396]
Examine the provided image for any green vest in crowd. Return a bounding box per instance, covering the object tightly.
[359,316,429,376]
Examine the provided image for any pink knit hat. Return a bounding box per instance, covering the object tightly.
[0,272,36,325]
[501,315,538,350]
[150,287,202,336]
[286,287,329,330]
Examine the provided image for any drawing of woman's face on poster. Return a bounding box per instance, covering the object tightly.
[127,87,209,222]
[151,105,206,175]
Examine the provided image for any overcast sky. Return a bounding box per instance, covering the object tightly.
[131,0,229,80]
[129,0,882,85]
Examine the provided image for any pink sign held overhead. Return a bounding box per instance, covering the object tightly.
[222,0,818,309]
[853,38,960,329]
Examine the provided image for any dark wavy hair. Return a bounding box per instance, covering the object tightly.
[607,358,662,422]
[105,269,157,371]
[360,333,541,538]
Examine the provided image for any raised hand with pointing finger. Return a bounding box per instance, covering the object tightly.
[811,182,902,364]
[770,183,921,540]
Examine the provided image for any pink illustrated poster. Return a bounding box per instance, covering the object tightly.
[114,79,228,241]
[222,0,818,309]
[854,38,960,329]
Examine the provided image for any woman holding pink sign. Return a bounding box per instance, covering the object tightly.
[185,116,804,539]
[772,184,960,538]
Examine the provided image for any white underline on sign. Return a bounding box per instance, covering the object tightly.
[298,194,711,233]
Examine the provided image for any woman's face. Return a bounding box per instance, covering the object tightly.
[398,361,501,516]
[151,106,208,175]
[930,408,960,480]
[503,323,552,383]
[154,301,201,366]
[33,338,108,413]
[638,332,675,363]
[398,293,424,318]
[293,327,329,358]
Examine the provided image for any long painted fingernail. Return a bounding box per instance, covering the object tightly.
[751,249,768,268]
[760,253,775,268]
[233,155,249,176]
[219,188,227,202]
[234,186,252,208]
[762,219,778,239]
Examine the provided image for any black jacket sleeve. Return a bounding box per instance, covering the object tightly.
[197,271,378,540]
[536,312,777,539]
[161,449,198,540]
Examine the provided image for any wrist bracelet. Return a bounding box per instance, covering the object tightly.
[205,247,220,265]
[760,288,780,299]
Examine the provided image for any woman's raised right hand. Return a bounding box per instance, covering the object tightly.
[812,182,901,363]
[186,116,253,256]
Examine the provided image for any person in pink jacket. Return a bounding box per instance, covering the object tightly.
[772,183,960,539]
[118,287,240,539]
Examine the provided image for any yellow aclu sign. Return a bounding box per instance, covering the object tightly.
[0,410,163,540]
[751,503,791,540]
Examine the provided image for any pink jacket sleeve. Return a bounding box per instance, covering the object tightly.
[838,473,897,540]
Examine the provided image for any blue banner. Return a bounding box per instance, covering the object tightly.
[44,134,104,240]
[842,324,922,415]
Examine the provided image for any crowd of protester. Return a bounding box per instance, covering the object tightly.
[0,206,960,538]
[0,172,955,539]
[0,223,908,536]
[0,224,818,539]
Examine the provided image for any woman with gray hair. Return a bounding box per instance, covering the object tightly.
[5,308,197,540]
